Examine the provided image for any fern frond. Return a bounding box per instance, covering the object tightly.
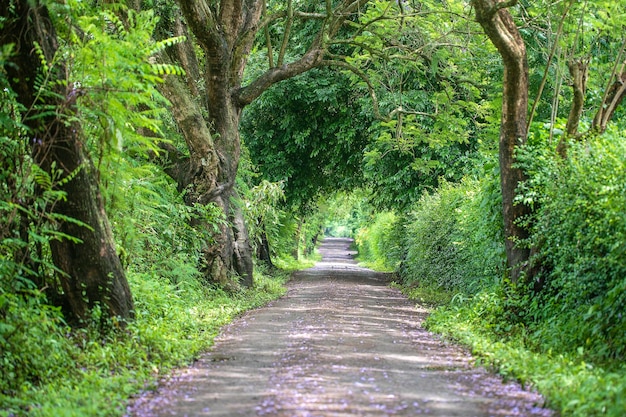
[33,42,49,73]
[48,213,93,232]
[146,36,187,56]
[151,63,186,76]
[43,229,85,244]
[102,10,128,37]
[57,164,83,187]
[31,164,53,191]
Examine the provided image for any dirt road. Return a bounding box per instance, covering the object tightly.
[128,238,552,417]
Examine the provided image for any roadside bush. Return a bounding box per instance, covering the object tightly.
[420,128,626,417]
[1,121,290,416]
[517,128,626,363]
[400,166,505,294]
[426,297,626,417]
[355,211,398,271]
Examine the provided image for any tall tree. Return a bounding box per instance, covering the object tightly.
[158,0,370,286]
[1,1,134,323]
[473,0,531,282]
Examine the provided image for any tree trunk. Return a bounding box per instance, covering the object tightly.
[256,229,274,268]
[158,53,255,287]
[474,0,532,282]
[592,70,626,134]
[232,200,254,287]
[2,0,134,324]
[565,59,588,137]
[556,59,588,157]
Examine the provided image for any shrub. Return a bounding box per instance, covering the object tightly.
[399,167,505,294]
[355,211,398,270]
[517,128,626,363]
[426,293,626,417]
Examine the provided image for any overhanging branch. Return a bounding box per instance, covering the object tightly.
[236,47,326,106]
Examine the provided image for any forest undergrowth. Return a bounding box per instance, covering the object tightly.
[1,266,290,417]
[0,113,307,416]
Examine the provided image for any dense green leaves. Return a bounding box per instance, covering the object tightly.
[241,67,371,210]
[516,127,626,362]
[342,0,497,208]
[53,4,182,157]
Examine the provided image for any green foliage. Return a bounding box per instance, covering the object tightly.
[387,126,626,416]
[320,190,370,238]
[343,0,497,209]
[1,127,287,415]
[2,0,625,415]
[521,0,626,125]
[104,155,225,277]
[426,295,626,417]
[51,2,184,160]
[241,67,371,209]
[0,266,289,416]
[0,292,74,404]
[0,3,290,415]
[354,211,398,272]
[0,80,79,404]
[237,145,323,264]
[515,127,626,363]
[242,179,286,256]
[389,168,505,294]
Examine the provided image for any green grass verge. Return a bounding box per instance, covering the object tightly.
[0,265,293,417]
[423,294,626,417]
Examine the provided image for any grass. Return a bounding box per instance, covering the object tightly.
[0,264,295,417]
[391,282,454,307]
[422,293,626,417]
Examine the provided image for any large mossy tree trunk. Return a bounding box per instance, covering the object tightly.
[157,0,367,287]
[2,1,134,324]
[474,0,532,283]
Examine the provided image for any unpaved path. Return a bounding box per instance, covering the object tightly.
[128,238,553,417]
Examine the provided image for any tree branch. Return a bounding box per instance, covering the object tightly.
[262,1,274,68]
[565,58,588,136]
[527,0,574,131]
[175,0,216,49]
[277,0,293,66]
[320,59,384,120]
[592,36,626,134]
[474,0,519,21]
[236,45,326,106]
[319,59,439,123]
[236,0,370,106]
[593,70,626,134]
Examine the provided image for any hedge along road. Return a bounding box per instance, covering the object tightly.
[127,238,553,417]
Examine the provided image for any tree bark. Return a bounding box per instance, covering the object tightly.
[565,59,588,137]
[556,59,588,158]
[256,229,274,268]
[474,0,531,282]
[592,71,626,134]
[1,1,134,324]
